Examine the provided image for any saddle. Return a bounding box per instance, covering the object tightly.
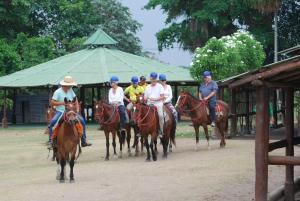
[206,103,224,116]
[52,120,83,140]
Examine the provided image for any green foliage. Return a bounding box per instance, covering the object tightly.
[190,31,265,81]
[0,39,21,76]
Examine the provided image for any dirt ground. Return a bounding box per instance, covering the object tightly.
[0,124,299,201]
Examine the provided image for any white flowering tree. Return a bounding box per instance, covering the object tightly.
[190,31,266,81]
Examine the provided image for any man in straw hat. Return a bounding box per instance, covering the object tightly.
[47,76,92,149]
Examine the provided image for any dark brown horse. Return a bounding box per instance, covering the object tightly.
[134,103,159,161]
[54,97,82,183]
[175,91,229,149]
[94,100,131,160]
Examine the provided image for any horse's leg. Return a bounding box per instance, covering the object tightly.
[59,157,66,183]
[69,156,75,182]
[118,131,123,159]
[203,124,210,149]
[112,131,118,159]
[154,138,158,154]
[150,137,157,161]
[105,131,110,161]
[169,141,172,153]
[144,137,151,161]
[162,136,168,159]
[194,125,200,151]
[140,136,144,155]
[126,126,132,156]
[219,121,226,148]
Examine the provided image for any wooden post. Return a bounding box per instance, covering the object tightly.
[80,87,85,121]
[245,88,250,134]
[91,87,95,122]
[298,90,300,137]
[230,88,237,136]
[273,90,278,127]
[174,85,178,104]
[285,88,295,201]
[255,85,269,201]
[12,89,16,124]
[97,86,101,100]
[2,89,8,128]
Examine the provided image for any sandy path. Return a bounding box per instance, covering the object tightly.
[0,125,299,201]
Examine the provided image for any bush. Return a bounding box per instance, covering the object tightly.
[190,31,266,81]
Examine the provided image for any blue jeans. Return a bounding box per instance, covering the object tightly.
[48,111,87,143]
[118,105,126,129]
[208,100,216,123]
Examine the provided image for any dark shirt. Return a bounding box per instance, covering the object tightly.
[199,80,218,102]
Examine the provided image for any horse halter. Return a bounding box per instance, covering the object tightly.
[176,94,207,113]
[64,103,78,124]
[94,102,118,126]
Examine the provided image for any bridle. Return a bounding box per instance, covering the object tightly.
[176,94,208,113]
[94,102,119,126]
[135,103,157,128]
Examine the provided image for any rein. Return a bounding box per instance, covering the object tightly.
[137,104,157,127]
[177,95,207,113]
[95,103,119,126]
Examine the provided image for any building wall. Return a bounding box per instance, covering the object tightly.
[15,95,49,123]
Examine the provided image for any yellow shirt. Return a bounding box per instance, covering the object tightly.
[124,85,144,102]
[139,83,148,91]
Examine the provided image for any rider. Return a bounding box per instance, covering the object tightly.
[48,76,92,148]
[108,76,126,134]
[159,74,178,123]
[124,76,144,110]
[138,76,148,90]
[144,72,165,138]
[199,70,218,127]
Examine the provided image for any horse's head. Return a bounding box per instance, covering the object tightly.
[175,91,190,113]
[132,102,142,124]
[64,97,78,125]
[136,94,145,104]
[94,100,108,123]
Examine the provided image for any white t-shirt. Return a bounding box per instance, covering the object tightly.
[109,86,124,105]
[144,83,164,106]
[163,85,173,103]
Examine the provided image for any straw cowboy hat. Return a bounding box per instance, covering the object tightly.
[60,76,77,86]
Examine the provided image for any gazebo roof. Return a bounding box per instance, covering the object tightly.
[0,30,195,88]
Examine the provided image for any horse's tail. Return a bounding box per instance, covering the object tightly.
[170,116,176,146]
[76,143,82,160]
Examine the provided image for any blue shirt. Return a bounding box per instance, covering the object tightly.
[52,88,76,112]
[199,81,218,102]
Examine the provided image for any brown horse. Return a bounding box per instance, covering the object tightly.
[54,97,82,183]
[134,103,159,161]
[94,100,131,160]
[175,91,229,149]
[44,105,55,135]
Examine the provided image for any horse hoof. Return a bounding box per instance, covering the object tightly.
[105,157,109,161]
[145,158,151,162]
[59,179,65,183]
[70,178,75,183]
[153,157,157,161]
[113,154,118,160]
[169,149,172,153]
[162,155,167,160]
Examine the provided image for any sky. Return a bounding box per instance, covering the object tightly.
[120,0,192,67]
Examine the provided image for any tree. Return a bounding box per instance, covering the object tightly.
[145,0,298,61]
[14,33,56,69]
[189,31,265,81]
[0,39,21,76]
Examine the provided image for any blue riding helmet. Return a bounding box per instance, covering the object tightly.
[131,76,139,84]
[110,76,119,83]
[203,70,211,78]
[150,72,158,79]
[159,74,167,81]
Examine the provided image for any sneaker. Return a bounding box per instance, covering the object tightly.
[81,142,92,147]
[211,122,215,127]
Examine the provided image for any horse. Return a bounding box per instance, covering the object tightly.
[54,97,82,183]
[44,105,55,135]
[175,91,229,149]
[94,100,131,160]
[134,102,159,161]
